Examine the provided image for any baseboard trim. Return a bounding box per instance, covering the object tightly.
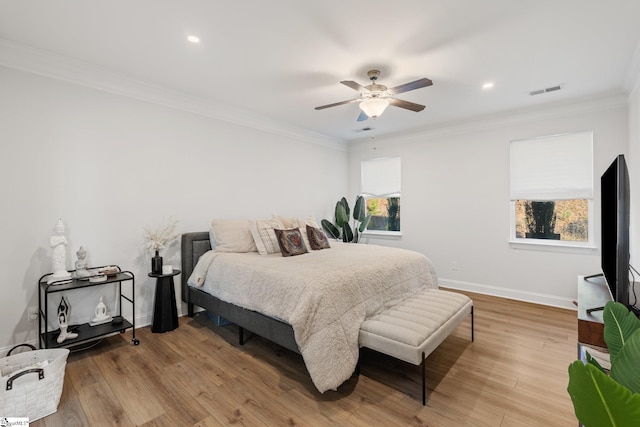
[439,278,577,310]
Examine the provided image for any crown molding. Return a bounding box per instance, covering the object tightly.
[0,39,346,152]
[625,39,640,101]
[348,92,628,152]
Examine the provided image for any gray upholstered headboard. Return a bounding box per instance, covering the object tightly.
[180,232,211,303]
[178,230,300,354]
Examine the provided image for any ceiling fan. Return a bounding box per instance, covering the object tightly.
[315,70,433,121]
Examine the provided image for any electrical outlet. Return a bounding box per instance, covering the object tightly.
[28,306,39,321]
[451,261,459,271]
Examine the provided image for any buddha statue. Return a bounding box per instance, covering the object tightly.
[48,219,72,284]
[74,246,91,278]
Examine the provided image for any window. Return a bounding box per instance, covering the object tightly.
[361,157,401,234]
[509,132,594,246]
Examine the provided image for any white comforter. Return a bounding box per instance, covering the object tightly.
[188,242,437,393]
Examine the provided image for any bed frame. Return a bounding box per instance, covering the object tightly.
[180,231,300,354]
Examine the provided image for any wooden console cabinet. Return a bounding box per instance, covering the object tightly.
[577,275,611,350]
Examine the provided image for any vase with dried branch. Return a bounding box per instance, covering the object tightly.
[143,218,179,274]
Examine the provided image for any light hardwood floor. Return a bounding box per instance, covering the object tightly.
[33,291,579,426]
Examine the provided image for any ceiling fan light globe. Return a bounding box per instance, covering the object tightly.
[359,98,389,118]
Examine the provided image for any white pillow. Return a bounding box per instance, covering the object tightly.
[272,214,294,229]
[210,219,257,253]
[275,214,319,229]
[289,215,319,250]
[250,217,285,255]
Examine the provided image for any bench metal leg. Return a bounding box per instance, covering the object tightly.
[239,326,244,345]
[471,306,475,342]
[421,351,426,405]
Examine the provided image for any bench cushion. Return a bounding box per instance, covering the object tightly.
[359,289,472,365]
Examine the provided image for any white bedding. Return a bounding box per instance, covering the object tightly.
[188,241,438,393]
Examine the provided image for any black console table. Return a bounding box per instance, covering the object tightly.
[38,266,139,348]
[148,269,180,333]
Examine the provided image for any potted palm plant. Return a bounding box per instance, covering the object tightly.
[567,301,640,426]
[321,196,371,243]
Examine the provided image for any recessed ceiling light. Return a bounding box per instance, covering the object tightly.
[187,35,200,43]
[482,82,494,90]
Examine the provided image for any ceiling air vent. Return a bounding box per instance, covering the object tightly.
[529,85,563,96]
[354,127,374,133]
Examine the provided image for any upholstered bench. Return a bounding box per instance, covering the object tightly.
[358,288,474,405]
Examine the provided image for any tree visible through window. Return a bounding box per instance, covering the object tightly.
[361,156,401,234]
[515,199,588,242]
[510,131,593,246]
[366,197,401,232]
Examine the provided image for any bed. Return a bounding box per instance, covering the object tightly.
[180,228,438,393]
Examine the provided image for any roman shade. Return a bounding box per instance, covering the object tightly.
[510,132,593,201]
[361,156,401,197]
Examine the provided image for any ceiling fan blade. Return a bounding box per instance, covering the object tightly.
[387,78,433,95]
[315,98,360,110]
[341,80,367,92]
[389,98,426,112]
[356,110,368,122]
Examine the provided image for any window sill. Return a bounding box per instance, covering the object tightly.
[362,230,402,238]
[509,239,597,254]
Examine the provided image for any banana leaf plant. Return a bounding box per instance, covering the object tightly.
[567,301,640,426]
[321,196,372,243]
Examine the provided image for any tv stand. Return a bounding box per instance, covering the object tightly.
[582,273,640,317]
[583,273,606,313]
[586,306,604,314]
[577,275,610,350]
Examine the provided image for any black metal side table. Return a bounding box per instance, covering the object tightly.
[148,269,180,333]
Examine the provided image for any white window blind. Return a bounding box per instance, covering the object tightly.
[361,157,401,197]
[510,132,593,201]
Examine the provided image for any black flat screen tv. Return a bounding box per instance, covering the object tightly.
[600,154,630,307]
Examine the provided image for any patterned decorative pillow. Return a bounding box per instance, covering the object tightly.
[274,228,308,257]
[306,225,330,250]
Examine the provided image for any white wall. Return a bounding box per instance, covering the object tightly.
[348,95,629,308]
[3,62,635,352]
[0,66,348,349]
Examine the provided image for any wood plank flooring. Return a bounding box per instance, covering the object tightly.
[33,291,580,426]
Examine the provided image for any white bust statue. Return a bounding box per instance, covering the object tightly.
[48,219,72,284]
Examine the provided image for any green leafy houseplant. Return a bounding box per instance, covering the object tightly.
[321,196,371,243]
[567,301,640,426]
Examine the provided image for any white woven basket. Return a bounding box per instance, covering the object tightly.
[1,344,69,421]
